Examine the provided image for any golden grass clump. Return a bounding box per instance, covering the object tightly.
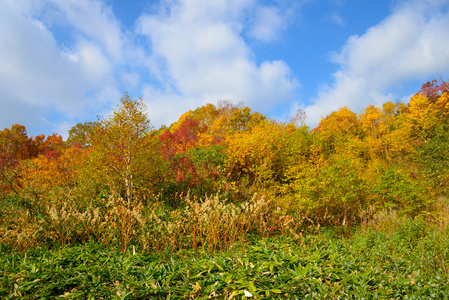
[0,192,304,254]
[426,195,449,229]
[359,205,407,233]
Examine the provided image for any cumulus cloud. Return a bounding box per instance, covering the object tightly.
[0,0,126,137]
[137,0,298,127]
[305,0,449,127]
[0,0,298,135]
[41,0,125,60]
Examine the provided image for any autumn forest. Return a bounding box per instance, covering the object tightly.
[1,79,449,298]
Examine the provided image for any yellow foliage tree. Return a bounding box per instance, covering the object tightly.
[83,93,165,204]
[225,119,304,192]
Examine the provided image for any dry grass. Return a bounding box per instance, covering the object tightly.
[359,206,407,233]
[0,192,306,254]
[358,194,449,236]
[426,195,449,229]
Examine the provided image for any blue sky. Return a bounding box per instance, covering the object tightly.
[1,0,449,139]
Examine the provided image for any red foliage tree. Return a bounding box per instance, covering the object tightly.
[159,118,207,187]
[417,79,449,102]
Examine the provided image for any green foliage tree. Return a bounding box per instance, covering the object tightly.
[414,123,449,195]
[66,121,100,147]
[284,152,367,225]
[369,164,433,215]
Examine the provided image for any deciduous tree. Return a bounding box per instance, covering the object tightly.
[83,93,165,204]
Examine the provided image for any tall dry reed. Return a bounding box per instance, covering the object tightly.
[0,192,303,254]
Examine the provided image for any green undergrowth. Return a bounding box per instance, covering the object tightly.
[1,219,449,299]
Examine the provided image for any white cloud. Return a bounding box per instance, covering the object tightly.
[0,0,298,136]
[42,0,125,60]
[0,0,125,137]
[305,0,449,127]
[248,6,285,42]
[137,0,298,127]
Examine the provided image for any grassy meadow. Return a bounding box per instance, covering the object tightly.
[1,193,449,299]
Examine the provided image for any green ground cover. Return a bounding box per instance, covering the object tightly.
[2,219,448,299]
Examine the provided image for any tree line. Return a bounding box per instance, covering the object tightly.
[1,80,448,226]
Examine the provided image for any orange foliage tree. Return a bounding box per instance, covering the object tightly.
[15,146,84,207]
[0,124,66,199]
